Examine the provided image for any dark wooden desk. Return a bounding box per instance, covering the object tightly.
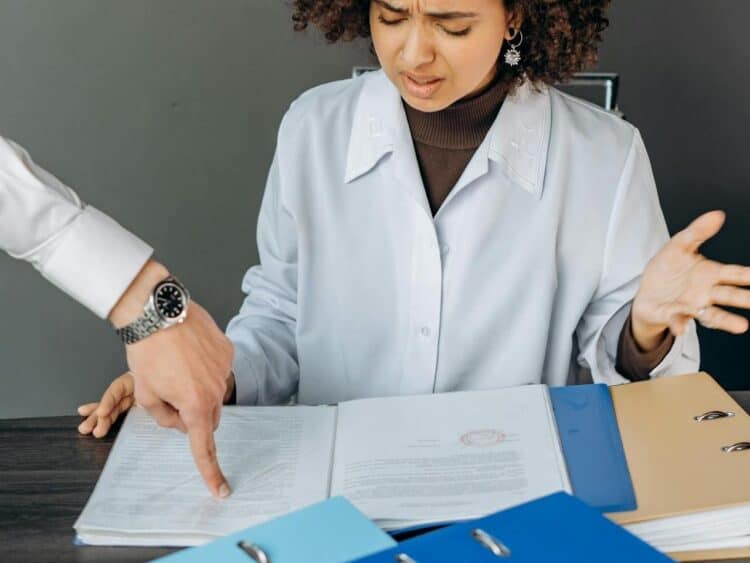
[2,393,750,563]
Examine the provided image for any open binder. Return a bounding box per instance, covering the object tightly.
[608,372,750,561]
[354,492,672,562]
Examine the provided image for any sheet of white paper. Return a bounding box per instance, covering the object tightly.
[75,405,336,543]
[330,384,571,522]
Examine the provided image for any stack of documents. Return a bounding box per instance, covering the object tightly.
[610,373,750,561]
[75,384,578,546]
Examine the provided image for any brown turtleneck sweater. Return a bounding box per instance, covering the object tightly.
[402,76,674,381]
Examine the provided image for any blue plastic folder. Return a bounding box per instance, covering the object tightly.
[152,497,395,563]
[549,383,636,513]
[356,492,672,563]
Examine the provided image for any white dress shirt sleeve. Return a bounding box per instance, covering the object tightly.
[225,138,299,405]
[0,137,153,319]
[575,128,700,385]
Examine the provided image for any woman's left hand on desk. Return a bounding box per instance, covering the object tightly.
[631,210,750,352]
[77,372,135,438]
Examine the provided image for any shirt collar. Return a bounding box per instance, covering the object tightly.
[344,69,551,200]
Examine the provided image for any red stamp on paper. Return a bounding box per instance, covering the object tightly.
[460,429,506,447]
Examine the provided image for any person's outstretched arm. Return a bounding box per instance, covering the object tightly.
[0,136,233,498]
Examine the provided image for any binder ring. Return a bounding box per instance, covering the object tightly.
[694,410,735,422]
[722,442,750,453]
[471,528,512,557]
[238,541,271,563]
[395,554,418,563]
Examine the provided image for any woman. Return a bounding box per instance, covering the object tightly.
[80,0,750,434]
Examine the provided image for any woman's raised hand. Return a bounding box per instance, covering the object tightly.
[631,210,750,351]
[77,372,135,438]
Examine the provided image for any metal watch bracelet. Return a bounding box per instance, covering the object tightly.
[116,306,164,345]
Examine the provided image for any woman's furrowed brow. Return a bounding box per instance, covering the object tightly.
[373,0,479,19]
[373,0,409,14]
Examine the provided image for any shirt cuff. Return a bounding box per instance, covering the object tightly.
[616,313,675,381]
[648,318,700,378]
[37,206,153,319]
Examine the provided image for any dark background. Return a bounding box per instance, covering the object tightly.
[1,0,748,418]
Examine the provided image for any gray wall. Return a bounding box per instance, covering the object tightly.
[0,0,371,417]
[1,1,748,418]
[598,1,750,391]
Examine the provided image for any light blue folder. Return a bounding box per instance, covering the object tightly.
[152,496,395,563]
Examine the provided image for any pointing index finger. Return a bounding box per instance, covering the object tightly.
[187,418,230,499]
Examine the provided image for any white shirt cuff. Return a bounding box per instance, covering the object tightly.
[38,206,153,319]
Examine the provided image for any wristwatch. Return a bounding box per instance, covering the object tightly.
[115,276,190,344]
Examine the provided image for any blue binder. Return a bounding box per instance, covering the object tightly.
[152,496,395,563]
[356,492,671,562]
[549,383,636,512]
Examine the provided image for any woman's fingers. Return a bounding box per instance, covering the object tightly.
[77,402,98,417]
[717,264,750,287]
[92,395,136,438]
[695,305,749,334]
[672,210,726,254]
[78,373,137,438]
[667,313,693,337]
[78,412,98,435]
[95,372,135,419]
[711,285,750,310]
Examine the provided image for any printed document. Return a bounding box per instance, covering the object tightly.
[74,384,571,546]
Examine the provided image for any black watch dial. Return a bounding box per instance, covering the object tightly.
[155,283,186,319]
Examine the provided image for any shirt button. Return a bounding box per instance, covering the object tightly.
[420,326,431,337]
[441,244,450,255]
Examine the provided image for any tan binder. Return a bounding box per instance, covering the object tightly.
[606,372,750,561]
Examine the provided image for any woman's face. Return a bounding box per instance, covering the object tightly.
[369,0,518,112]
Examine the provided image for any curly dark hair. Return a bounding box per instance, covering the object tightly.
[291,0,610,92]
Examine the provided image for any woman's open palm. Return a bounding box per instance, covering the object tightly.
[633,210,750,339]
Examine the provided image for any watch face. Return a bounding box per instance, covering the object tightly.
[155,283,185,320]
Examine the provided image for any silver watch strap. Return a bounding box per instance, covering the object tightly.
[116,305,163,345]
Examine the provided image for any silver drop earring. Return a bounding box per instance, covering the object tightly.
[504,29,523,67]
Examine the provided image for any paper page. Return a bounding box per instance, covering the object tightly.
[330,385,571,522]
[75,405,336,543]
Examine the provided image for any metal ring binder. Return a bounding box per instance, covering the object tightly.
[694,410,735,422]
[395,554,417,563]
[238,540,271,563]
[471,528,512,557]
[722,442,750,453]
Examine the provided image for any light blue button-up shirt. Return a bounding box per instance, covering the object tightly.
[227,69,699,406]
